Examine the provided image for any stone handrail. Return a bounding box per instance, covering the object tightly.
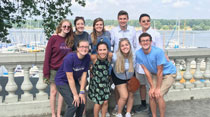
[0,48,210,116]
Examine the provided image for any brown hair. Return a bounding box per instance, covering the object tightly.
[91,18,105,45]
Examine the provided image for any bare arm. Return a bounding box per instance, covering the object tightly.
[79,72,87,104]
[155,65,163,98]
[141,64,155,97]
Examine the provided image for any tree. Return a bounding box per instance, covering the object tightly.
[0,0,86,42]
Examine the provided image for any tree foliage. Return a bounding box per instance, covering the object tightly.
[0,0,85,42]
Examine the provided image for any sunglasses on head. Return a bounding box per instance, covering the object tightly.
[62,25,71,29]
[142,20,150,23]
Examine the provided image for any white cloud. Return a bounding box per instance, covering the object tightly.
[173,0,190,8]
[69,0,210,19]
[161,0,173,4]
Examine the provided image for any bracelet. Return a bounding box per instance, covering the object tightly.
[79,90,85,94]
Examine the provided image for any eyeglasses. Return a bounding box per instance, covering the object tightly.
[79,46,89,49]
[142,20,150,23]
[141,40,150,43]
[62,25,71,29]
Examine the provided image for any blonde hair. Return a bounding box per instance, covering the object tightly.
[55,19,74,48]
[115,38,134,73]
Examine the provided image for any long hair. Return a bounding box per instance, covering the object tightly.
[55,19,74,48]
[115,38,134,73]
[91,18,105,45]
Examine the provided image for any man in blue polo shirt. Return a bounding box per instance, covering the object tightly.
[136,33,176,117]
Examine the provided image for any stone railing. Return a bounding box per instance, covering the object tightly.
[164,48,210,101]
[0,53,50,116]
[0,48,210,116]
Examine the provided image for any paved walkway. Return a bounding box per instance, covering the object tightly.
[87,98,210,117]
[37,98,210,117]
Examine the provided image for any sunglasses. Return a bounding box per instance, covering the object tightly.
[142,20,150,23]
[62,25,71,29]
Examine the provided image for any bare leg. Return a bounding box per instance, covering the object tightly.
[101,100,109,117]
[140,85,146,101]
[126,91,134,113]
[150,97,157,117]
[115,88,119,106]
[94,104,101,117]
[116,83,128,114]
[50,83,57,117]
[157,96,166,117]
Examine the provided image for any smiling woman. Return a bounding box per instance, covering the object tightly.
[43,19,74,117]
[111,38,135,117]
[73,16,92,51]
[91,17,111,54]
[55,40,90,117]
[88,41,112,117]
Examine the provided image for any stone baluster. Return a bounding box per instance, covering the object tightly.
[183,58,195,89]
[204,58,210,87]
[21,65,33,101]
[36,65,48,100]
[0,84,2,103]
[194,58,204,88]
[5,66,18,103]
[174,59,184,89]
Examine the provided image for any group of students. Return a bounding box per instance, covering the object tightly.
[43,10,177,117]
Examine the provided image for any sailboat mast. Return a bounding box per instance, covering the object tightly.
[178,19,180,48]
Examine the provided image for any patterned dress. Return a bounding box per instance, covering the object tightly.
[88,58,111,104]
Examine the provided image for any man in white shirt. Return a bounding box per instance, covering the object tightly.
[111,11,137,52]
[135,13,164,113]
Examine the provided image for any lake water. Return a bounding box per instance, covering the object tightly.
[4,29,210,48]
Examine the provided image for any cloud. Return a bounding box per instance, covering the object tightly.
[161,0,173,4]
[173,0,190,8]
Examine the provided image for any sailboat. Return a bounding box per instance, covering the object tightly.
[165,20,181,49]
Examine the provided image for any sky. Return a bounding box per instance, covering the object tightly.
[69,0,210,20]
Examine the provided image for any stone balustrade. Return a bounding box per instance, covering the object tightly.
[0,48,210,116]
[164,48,210,101]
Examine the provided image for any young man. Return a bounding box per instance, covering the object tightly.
[110,10,137,117]
[135,13,163,112]
[136,33,176,117]
[111,10,137,52]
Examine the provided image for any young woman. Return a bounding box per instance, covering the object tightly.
[88,42,112,117]
[43,19,74,117]
[73,16,92,51]
[55,40,90,117]
[91,18,111,54]
[111,38,135,117]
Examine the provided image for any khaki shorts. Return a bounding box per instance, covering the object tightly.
[152,74,176,96]
[49,69,57,83]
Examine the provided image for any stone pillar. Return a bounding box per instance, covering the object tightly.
[20,65,33,101]
[174,59,184,89]
[0,84,2,103]
[183,58,194,89]
[194,58,204,88]
[36,65,48,100]
[204,57,210,87]
[5,66,18,103]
